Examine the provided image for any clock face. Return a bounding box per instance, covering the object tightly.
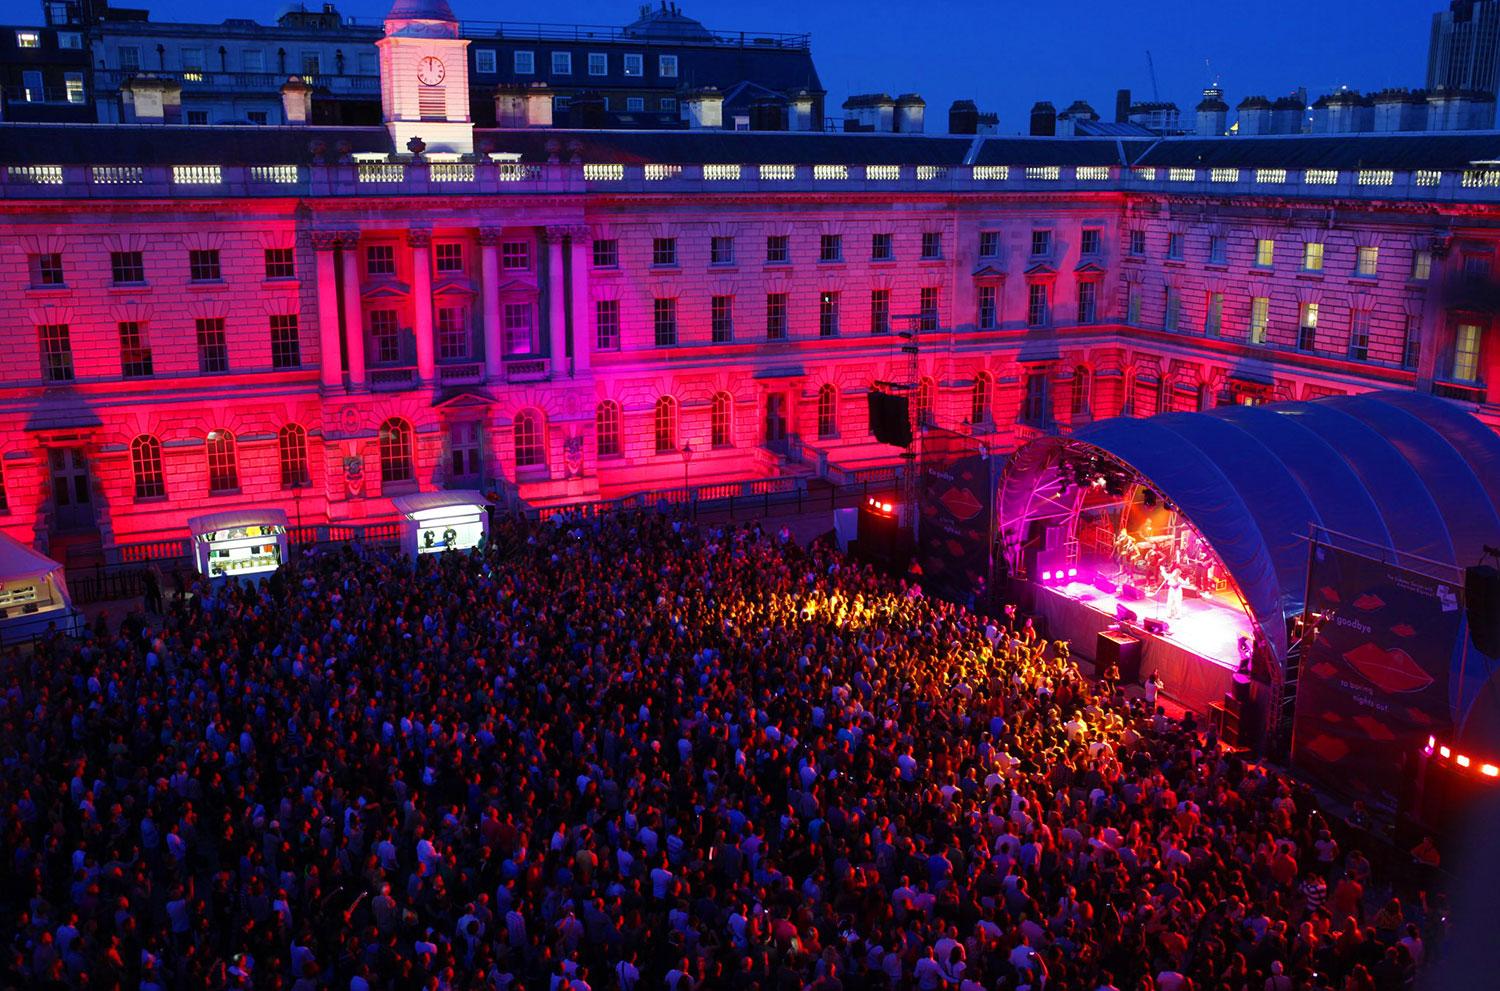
[417,56,445,86]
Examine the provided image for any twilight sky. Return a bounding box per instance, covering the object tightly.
[14,0,1436,131]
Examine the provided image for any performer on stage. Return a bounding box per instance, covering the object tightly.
[1161,563,1185,619]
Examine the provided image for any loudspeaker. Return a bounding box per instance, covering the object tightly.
[1121,584,1145,602]
[1143,617,1170,635]
[1097,630,1143,684]
[1467,565,1500,656]
[856,503,910,568]
[868,392,913,447]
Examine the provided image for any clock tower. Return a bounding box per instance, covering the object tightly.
[377,0,473,155]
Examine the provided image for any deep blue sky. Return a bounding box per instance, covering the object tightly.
[8,0,1435,131]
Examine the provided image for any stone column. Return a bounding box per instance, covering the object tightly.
[312,231,343,391]
[409,229,435,383]
[338,232,366,391]
[567,225,592,373]
[479,227,504,382]
[545,226,569,373]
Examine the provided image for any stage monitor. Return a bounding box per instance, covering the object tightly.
[868,391,913,447]
[1115,603,1139,624]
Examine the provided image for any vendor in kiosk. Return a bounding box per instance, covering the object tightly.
[188,510,290,580]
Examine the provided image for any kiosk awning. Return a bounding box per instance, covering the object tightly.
[187,509,291,535]
[0,531,64,583]
[391,491,488,519]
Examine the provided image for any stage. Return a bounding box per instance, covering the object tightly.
[1034,580,1250,713]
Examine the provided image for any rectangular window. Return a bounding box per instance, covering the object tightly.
[1349,310,1371,360]
[195,317,229,374]
[514,50,535,74]
[592,239,618,268]
[978,284,998,329]
[243,49,264,72]
[1027,283,1050,327]
[16,31,39,48]
[118,45,140,70]
[1250,297,1270,344]
[1081,228,1101,256]
[503,303,533,354]
[659,54,678,77]
[118,321,153,378]
[500,241,530,271]
[111,250,145,285]
[921,232,943,260]
[871,289,891,334]
[1454,323,1483,382]
[1356,246,1379,278]
[585,300,617,353]
[434,242,464,273]
[1167,233,1184,260]
[654,297,677,347]
[58,32,82,50]
[872,232,894,261]
[1127,287,1142,325]
[30,253,64,287]
[366,244,395,276]
[64,72,83,104]
[1205,292,1224,336]
[369,310,400,364]
[766,293,788,340]
[38,323,73,382]
[652,237,677,267]
[1031,229,1052,257]
[978,231,1000,258]
[186,111,209,126]
[766,235,789,264]
[711,295,734,343]
[436,307,468,360]
[710,236,735,266]
[660,97,677,112]
[551,51,572,74]
[625,97,644,112]
[188,248,222,282]
[1255,238,1275,268]
[920,287,940,331]
[1465,253,1492,282]
[1077,281,1097,325]
[1303,241,1324,272]
[1298,302,1319,351]
[1129,229,1146,256]
[819,291,840,337]
[181,47,204,71]
[300,52,320,75]
[587,52,607,75]
[475,49,496,73]
[1164,287,1181,330]
[247,111,268,126]
[1411,250,1432,281]
[264,247,295,279]
[623,53,643,76]
[1209,235,1226,264]
[270,314,301,368]
[1403,317,1421,369]
[819,234,842,262]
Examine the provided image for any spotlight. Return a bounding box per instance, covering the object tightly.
[1067,568,1078,578]
[881,502,893,514]
[1042,571,1052,581]
[1458,754,1472,768]
[1440,746,1452,758]
[1484,764,1499,777]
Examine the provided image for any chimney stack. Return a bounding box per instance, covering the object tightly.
[842,93,895,132]
[494,82,554,128]
[1195,85,1228,136]
[1056,99,1098,137]
[894,93,925,133]
[280,76,314,125]
[121,75,183,124]
[681,87,724,129]
[1235,96,1271,135]
[949,99,979,134]
[1029,101,1056,136]
[1115,88,1132,124]
[786,88,815,131]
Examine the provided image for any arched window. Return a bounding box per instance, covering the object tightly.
[1070,365,1090,415]
[278,423,310,488]
[817,383,838,438]
[596,401,621,458]
[131,435,165,499]
[654,396,677,454]
[970,371,992,425]
[514,410,544,468]
[379,417,414,483]
[205,429,238,494]
[915,377,936,427]
[710,392,732,448]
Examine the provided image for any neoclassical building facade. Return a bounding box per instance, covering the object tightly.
[0,0,1497,557]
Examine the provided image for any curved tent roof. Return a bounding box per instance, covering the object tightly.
[1000,391,1500,666]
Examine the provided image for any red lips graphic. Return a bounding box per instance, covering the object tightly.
[1353,593,1386,612]
[1390,624,1416,638]
[1341,642,1434,694]
[1300,733,1350,763]
[1350,714,1396,742]
[938,486,984,522]
[1320,586,1342,604]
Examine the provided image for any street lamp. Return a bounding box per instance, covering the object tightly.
[681,442,694,493]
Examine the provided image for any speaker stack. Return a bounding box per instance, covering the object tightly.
[1467,565,1500,656]
[867,391,913,448]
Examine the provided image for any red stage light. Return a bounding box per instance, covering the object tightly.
[1458,754,1472,768]
[1483,764,1499,777]
[1042,571,1052,581]
[881,502,893,513]
[1440,746,1451,758]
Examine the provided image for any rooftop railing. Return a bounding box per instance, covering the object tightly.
[345,17,813,49]
[6,160,1500,204]
[92,69,381,94]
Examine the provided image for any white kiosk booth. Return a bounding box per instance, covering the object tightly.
[392,491,490,556]
[188,509,290,580]
[0,532,82,643]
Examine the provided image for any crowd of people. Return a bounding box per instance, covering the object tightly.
[0,513,1448,990]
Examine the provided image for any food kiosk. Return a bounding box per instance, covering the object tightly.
[188,509,290,580]
[0,532,82,643]
[392,491,489,557]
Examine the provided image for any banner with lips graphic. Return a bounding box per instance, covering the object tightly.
[1292,542,1462,815]
[916,427,995,602]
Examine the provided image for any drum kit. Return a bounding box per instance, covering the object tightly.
[1114,525,1218,597]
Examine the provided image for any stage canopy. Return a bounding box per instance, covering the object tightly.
[999,391,1500,668]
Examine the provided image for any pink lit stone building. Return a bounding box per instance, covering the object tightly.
[0,0,1497,561]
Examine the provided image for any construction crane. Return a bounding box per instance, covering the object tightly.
[1145,50,1161,101]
